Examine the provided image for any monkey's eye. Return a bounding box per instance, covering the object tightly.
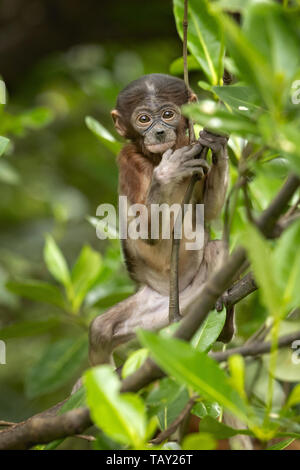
[162,110,175,120]
[137,114,151,125]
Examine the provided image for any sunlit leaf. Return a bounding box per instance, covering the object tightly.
[71,245,103,311]
[242,225,283,317]
[122,348,148,379]
[192,308,226,352]
[0,136,9,156]
[84,365,147,447]
[85,116,122,154]
[173,0,224,85]
[139,331,249,422]
[286,384,300,409]
[183,102,258,137]
[212,85,264,115]
[44,235,71,288]
[182,432,216,450]
[266,438,295,450]
[169,55,202,75]
[228,354,247,401]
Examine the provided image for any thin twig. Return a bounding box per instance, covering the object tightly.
[75,434,96,442]
[0,421,16,427]
[150,396,196,445]
[169,0,196,322]
[211,331,300,362]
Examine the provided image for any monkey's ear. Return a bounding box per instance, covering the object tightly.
[111,109,127,137]
[188,93,198,103]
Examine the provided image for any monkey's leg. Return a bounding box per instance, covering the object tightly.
[181,240,236,343]
[89,286,170,365]
[89,240,235,367]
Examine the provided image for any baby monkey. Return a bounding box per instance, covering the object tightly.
[89,73,234,365]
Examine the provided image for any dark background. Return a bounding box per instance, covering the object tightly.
[0,0,178,88]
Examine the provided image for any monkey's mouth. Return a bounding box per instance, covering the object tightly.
[146,140,176,154]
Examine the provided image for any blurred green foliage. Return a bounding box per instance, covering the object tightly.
[0,35,181,422]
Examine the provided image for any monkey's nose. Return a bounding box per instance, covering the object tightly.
[156,129,165,140]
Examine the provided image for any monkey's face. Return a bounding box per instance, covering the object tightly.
[131,102,182,154]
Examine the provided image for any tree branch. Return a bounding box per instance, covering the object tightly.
[211,331,300,362]
[0,408,91,450]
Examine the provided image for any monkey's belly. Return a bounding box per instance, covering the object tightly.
[128,239,205,296]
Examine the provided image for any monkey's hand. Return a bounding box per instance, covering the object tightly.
[198,130,228,164]
[154,143,210,185]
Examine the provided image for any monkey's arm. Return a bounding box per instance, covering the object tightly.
[147,143,209,204]
[198,130,229,222]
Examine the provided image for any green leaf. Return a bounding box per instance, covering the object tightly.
[157,387,189,431]
[221,11,277,111]
[263,321,300,383]
[6,279,66,309]
[173,0,224,85]
[0,79,6,104]
[146,379,189,430]
[244,3,300,86]
[59,386,86,413]
[19,107,53,129]
[84,365,147,447]
[192,400,221,420]
[85,116,122,154]
[183,102,258,137]
[138,331,249,422]
[286,384,300,409]
[199,416,251,439]
[275,220,300,311]
[26,336,88,398]
[245,362,285,409]
[182,432,216,450]
[0,159,20,185]
[212,0,259,12]
[266,438,295,450]
[278,123,300,172]
[212,85,264,115]
[146,377,183,408]
[192,308,226,352]
[222,4,300,113]
[71,245,103,311]
[122,348,148,379]
[169,55,202,75]
[0,136,9,156]
[242,225,283,317]
[228,354,247,401]
[44,235,71,288]
[0,318,60,340]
